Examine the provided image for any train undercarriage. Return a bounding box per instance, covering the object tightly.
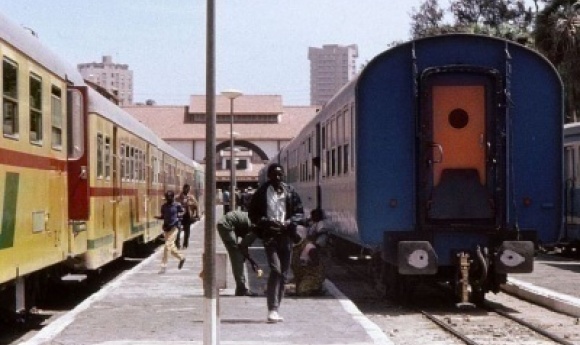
[329,233,535,306]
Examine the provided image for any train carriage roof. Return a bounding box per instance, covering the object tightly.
[0,11,85,85]
[87,88,198,168]
[0,11,200,170]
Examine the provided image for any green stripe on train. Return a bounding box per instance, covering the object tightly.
[87,234,114,249]
[0,173,18,250]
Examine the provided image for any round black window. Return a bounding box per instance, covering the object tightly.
[448,108,469,129]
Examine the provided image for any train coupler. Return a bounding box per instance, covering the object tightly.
[456,252,475,309]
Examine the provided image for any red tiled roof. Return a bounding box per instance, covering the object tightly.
[189,94,283,114]
[123,97,319,141]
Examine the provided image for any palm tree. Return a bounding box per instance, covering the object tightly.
[534,0,580,122]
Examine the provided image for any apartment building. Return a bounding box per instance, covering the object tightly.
[78,55,134,106]
[308,44,358,106]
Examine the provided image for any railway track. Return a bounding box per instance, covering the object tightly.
[421,303,574,345]
[323,249,580,345]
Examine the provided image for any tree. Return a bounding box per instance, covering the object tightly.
[410,0,445,38]
[410,0,534,42]
[534,0,580,122]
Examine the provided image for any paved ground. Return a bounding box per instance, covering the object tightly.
[505,252,580,317]
[21,216,393,345]
[19,209,580,345]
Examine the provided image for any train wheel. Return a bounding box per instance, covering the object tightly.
[330,236,349,261]
[368,253,387,296]
[383,263,408,302]
[470,288,485,306]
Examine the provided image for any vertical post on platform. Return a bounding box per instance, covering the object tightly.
[221,89,242,212]
[204,0,218,344]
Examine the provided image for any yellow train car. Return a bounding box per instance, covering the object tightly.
[68,88,204,270]
[0,11,204,315]
[0,11,80,313]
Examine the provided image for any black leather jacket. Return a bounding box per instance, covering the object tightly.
[248,181,304,239]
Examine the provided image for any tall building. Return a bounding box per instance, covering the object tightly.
[77,56,134,106]
[308,44,358,106]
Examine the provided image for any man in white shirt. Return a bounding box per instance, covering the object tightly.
[248,163,304,323]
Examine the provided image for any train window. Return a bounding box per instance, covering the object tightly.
[338,112,344,145]
[338,146,342,176]
[130,147,135,181]
[351,103,355,170]
[165,163,170,184]
[332,149,336,176]
[577,147,580,182]
[67,89,84,160]
[330,118,335,148]
[125,145,131,180]
[29,73,43,144]
[344,143,349,174]
[136,149,141,182]
[51,86,62,149]
[135,149,140,181]
[97,134,104,178]
[119,144,125,180]
[151,156,158,184]
[120,144,125,180]
[137,150,141,181]
[344,108,351,142]
[140,151,145,182]
[449,108,469,129]
[323,150,330,177]
[565,146,574,181]
[123,146,128,180]
[142,151,146,182]
[104,136,111,179]
[3,57,19,137]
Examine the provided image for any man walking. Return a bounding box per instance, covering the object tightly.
[175,184,198,249]
[248,163,304,323]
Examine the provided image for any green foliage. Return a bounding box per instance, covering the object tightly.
[410,0,535,44]
[533,0,580,122]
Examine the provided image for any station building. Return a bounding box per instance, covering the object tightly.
[123,95,319,190]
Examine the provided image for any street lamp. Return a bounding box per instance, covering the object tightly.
[221,89,242,211]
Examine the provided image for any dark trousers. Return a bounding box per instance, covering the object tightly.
[175,217,193,248]
[217,224,246,291]
[264,235,292,312]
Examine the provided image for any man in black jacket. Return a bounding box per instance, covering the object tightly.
[248,163,304,323]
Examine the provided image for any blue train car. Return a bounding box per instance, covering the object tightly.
[272,34,563,304]
[564,123,580,246]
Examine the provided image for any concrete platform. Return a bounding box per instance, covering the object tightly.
[21,213,393,345]
[504,252,580,317]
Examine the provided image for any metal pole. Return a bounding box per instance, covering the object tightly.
[204,0,218,344]
[230,98,236,211]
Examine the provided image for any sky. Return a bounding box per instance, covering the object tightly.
[0,1,436,106]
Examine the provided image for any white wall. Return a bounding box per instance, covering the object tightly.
[190,140,289,162]
[166,140,194,160]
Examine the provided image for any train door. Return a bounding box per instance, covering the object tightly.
[564,145,576,233]
[112,127,120,250]
[315,123,322,209]
[67,87,89,221]
[418,68,502,227]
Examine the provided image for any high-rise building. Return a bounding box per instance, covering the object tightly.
[308,44,358,106]
[77,56,134,106]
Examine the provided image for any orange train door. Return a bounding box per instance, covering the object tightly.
[419,69,500,225]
